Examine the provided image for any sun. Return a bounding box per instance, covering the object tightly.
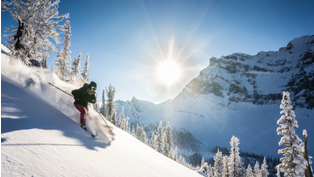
[156,59,182,86]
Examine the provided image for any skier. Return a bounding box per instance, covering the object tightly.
[71,81,97,130]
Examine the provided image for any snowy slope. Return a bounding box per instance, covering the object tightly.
[1,45,202,177]
[115,35,314,158]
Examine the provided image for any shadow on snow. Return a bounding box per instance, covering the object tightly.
[1,74,111,150]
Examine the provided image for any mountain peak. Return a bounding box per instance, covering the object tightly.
[280,34,314,52]
[179,35,314,109]
[131,96,138,102]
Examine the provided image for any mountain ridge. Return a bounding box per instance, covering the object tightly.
[115,35,314,157]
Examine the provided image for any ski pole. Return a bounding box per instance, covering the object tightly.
[48,82,73,97]
[99,113,113,132]
[92,104,113,132]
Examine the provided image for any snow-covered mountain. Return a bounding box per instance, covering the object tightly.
[115,35,314,158]
[1,45,202,177]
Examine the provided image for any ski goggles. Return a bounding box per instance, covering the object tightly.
[91,86,97,91]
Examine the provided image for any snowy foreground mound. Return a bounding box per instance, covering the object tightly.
[1,45,202,177]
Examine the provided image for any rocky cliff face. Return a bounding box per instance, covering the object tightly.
[180,35,314,109]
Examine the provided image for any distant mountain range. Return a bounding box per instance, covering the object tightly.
[115,35,314,157]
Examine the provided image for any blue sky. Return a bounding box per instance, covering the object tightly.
[2,0,314,103]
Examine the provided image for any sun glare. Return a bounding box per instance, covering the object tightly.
[156,60,181,86]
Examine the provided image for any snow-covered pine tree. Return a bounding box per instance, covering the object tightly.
[122,116,129,132]
[55,50,68,81]
[117,106,125,128]
[168,146,173,160]
[172,146,178,161]
[119,117,124,130]
[136,124,147,144]
[246,164,254,177]
[149,132,156,149]
[222,155,229,177]
[162,132,167,155]
[111,109,117,126]
[135,123,139,138]
[164,121,173,157]
[127,124,131,134]
[276,91,307,177]
[100,89,106,116]
[81,54,89,82]
[213,149,223,177]
[182,157,187,166]
[201,157,205,168]
[302,129,313,177]
[131,125,136,137]
[260,157,269,177]
[254,161,261,177]
[141,127,147,144]
[198,161,209,174]
[208,164,214,177]
[71,53,81,83]
[105,84,116,125]
[156,120,164,154]
[228,136,245,177]
[55,19,72,81]
[2,0,69,65]
[178,155,183,164]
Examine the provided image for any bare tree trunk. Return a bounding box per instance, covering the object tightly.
[14,20,25,51]
[304,134,313,177]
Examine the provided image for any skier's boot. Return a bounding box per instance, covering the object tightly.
[81,125,95,137]
[81,125,87,131]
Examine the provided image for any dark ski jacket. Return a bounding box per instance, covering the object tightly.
[71,85,96,107]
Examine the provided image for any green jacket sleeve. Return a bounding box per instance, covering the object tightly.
[89,94,96,104]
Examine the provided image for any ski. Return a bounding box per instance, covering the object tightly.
[81,126,96,138]
[88,131,96,138]
[90,133,96,138]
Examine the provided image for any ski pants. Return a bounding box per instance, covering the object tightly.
[74,104,89,126]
